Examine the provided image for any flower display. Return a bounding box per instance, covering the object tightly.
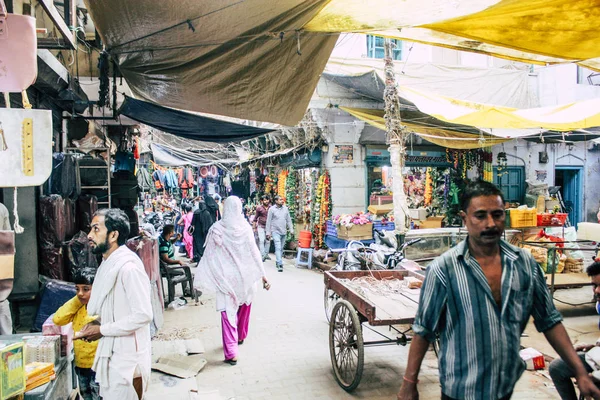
[333,212,372,227]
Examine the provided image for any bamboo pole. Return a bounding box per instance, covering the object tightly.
[383,39,409,235]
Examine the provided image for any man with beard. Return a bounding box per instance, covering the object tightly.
[397,181,600,400]
[549,261,600,399]
[191,200,214,262]
[78,209,152,400]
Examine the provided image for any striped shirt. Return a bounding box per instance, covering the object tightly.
[413,239,562,400]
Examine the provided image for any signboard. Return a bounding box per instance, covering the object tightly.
[333,145,354,164]
[0,109,53,187]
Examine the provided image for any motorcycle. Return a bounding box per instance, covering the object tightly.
[329,231,423,271]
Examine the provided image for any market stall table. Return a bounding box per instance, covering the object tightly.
[0,332,76,400]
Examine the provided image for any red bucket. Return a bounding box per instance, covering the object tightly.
[298,230,312,248]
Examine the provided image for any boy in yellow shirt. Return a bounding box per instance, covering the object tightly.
[53,269,100,400]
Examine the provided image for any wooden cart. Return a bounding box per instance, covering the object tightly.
[323,269,425,392]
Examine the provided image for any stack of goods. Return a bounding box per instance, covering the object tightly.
[24,362,55,391]
[520,230,566,273]
[76,195,98,233]
[312,171,332,249]
[42,316,74,357]
[22,336,61,366]
[39,195,68,281]
[64,231,99,282]
[32,278,76,332]
[0,341,25,398]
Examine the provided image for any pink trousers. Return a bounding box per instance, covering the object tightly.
[221,303,252,361]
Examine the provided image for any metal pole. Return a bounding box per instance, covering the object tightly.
[383,39,409,237]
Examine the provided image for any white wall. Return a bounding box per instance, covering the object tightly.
[313,109,367,215]
[329,33,532,69]
[536,64,600,106]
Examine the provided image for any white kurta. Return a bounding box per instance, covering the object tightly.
[97,256,152,399]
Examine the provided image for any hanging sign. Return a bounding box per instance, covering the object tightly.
[333,145,354,164]
[0,108,52,187]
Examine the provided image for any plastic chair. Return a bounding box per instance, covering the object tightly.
[295,248,313,269]
[160,262,196,305]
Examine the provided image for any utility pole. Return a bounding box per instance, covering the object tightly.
[383,38,409,239]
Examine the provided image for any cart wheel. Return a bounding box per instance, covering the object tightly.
[329,300,364,392]
[324,286,340,322]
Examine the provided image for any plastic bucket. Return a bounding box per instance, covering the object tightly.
[298,230,312,248]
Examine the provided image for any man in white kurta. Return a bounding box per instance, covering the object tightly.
[80,209,152,400]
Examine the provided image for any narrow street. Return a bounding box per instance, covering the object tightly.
[156,258,561,400]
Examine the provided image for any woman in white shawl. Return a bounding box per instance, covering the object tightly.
[194,196,270,365]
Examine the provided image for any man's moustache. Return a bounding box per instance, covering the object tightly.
[481,230,500,236]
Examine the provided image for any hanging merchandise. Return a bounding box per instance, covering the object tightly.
[277,170,288,201]
[264,170,275,195]
[199,166,209,178]
[424,168,433,207]
[0,108,52,187]
[285,168,297,241]
[133,137,140,159]
[223,173,232,194]
[445,148,492,181]
[312,170,332,249]
[0,1,37,93]
[151,162,167,191]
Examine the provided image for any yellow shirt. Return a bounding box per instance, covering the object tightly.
[53,296,98,369]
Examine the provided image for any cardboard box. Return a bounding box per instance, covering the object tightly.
[408,208,427,221]
[337,223,373,241]
[367,204,393,216]
[519,347,545,370]
[369,195,393,206]
[42,315,73,357]
[419,216,444,229]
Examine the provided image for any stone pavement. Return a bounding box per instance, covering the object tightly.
[156,257,569,400]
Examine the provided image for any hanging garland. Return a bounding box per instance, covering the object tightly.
[264,170,276,195]
[446,148,493,181]
[312,170,332,249]
[424,167,433,206]
[277,169,288,201]
[285,168,297,241]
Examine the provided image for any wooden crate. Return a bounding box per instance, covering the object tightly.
[337,223,373,240]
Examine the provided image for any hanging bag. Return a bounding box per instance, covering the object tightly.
[0,0,37,92]
[0,230,14,279]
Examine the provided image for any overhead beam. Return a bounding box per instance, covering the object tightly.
[37,0,75,50]
[37,37,69,49]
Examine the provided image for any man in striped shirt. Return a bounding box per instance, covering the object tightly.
[397,181,600,400]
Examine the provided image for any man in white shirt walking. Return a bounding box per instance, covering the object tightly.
[79,209,153,400]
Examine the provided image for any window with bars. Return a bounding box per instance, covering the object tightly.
[366,35,402,60]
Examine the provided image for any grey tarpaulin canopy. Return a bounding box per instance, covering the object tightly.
[150,143,238,166]
[119,96,275,143]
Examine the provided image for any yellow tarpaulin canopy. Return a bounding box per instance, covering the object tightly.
[340,107,510,149]
[305,0,600,70]
[398,87,600,131]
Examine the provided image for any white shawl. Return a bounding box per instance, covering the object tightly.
[193,196,266,324]
[87,245,142,389]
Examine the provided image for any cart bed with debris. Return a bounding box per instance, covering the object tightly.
[323,269,426,392]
